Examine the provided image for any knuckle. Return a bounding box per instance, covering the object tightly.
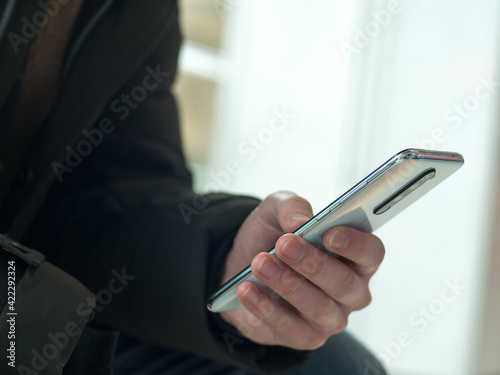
[273,191,299,209]
[265,191,290,203]
[261,191,293,215]
[247,313,265,329]
[271,317,293,346]
[235,316,256,338]
[335,315,349,333]
[362,234,386,273]
[352,288,372,310]
[313,298,337,321]
[276,193,312,219]
[360,289,372,308]
[322,311,348,334]
[271,330,287,347]
[337,268,357,300]
[357,235,370,262]
[301,254,326,279]
[373,236,386,266]
[259,300,276,317]
[281,192,311,209]
[247,307,266,323]
[280,272,302,298]
[306,332,328,350]
[275,315,293,331]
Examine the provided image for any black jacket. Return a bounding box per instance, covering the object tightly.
[0,0,307,373]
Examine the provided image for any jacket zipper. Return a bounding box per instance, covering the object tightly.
[0,0,17,44]
[10,0,115,177]
[61,0,115,82]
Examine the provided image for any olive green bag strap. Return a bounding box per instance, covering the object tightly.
[0,235,96,375]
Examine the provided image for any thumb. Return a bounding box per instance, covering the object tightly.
[263,191,314,233]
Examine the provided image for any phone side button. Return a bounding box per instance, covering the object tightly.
[315,209,330,222]
[339,181,368,204]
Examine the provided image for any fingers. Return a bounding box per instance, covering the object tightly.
[236,281,333,350]
[260,193,383,277]
[231,225,385,350]
[250,251,350,330]
[226,193,386,351]
[259,191,314,233]
[274,235,370,310]
[262,227,383,315]
[322,226,385,276]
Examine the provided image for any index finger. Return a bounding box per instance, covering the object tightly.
[322,226,385,276]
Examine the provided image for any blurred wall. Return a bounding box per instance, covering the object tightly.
[176,1,500,374]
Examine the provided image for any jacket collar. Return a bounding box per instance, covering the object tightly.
[6,0,179,237]
[0,0,40,112]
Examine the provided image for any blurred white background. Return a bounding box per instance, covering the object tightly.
[176,1,500,374]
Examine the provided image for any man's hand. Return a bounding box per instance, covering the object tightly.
[220,191,385,350]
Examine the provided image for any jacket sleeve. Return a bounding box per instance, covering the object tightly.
[20,3,309,373]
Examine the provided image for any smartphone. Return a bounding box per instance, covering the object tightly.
[207,149,464,312]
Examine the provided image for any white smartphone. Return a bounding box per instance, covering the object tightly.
[207,149,464,312]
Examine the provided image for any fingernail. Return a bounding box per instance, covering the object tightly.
[281,237,305,262]
[242,285,260,304]
[258,257,281,280]
[289,214,311,224]
[328,228,349,250]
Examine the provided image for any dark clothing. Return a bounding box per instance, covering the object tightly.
[0,0,308,373]
[111,331,387,375]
